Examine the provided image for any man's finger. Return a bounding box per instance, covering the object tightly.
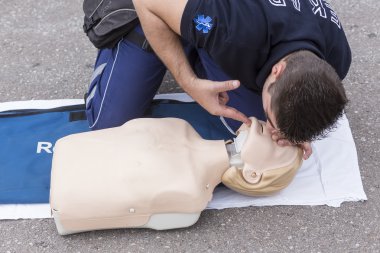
[218,91,229,105]
[272,134,279,142]
[300,143,313,160]
[272,133,285,143]
[277,139,292,146]
[218,105,250,125]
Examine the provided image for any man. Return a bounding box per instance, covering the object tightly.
[85,0,350,160]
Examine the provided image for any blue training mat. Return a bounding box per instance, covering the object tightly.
[0,100,233,204]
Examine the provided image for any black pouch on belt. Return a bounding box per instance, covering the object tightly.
[83,0,151,51]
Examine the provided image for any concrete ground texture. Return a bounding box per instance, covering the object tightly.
[0,0,379,252]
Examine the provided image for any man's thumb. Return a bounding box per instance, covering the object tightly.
[216,80,240,92]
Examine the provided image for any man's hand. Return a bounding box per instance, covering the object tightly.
[271,130,313,160]
[184,78,251,125]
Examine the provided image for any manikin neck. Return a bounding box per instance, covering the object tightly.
[225,130,248,168]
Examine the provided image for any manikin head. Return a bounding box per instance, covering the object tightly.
[222,117,303,196]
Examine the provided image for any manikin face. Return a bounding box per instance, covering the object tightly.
[238,118,299,177]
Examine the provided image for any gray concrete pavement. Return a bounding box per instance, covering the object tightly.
[0,0,379,252]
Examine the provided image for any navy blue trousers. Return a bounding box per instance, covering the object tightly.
[85,25,265,132]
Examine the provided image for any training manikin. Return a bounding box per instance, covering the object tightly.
[50,117,303,235]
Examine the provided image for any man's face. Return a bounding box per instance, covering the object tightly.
[261,59,289,140]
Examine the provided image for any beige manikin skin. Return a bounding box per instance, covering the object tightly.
[50,118,229,235]
[50,117,301,235]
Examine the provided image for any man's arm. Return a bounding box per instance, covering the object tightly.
[133,0,251,125]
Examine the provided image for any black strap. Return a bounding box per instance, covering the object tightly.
[69,111,87,122]
[124,29,153,52]
[0,104,86,118]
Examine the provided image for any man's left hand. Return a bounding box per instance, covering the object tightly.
[272,131,312,160]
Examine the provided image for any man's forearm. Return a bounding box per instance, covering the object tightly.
[133,0,195,89]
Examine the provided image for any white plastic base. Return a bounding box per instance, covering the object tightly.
[141,213,201,230]
[53,212,201,235]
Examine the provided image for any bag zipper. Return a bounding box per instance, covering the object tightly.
[94,9,136,30]
[89,0,105,19]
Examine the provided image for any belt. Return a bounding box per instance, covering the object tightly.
[124,29,153,52]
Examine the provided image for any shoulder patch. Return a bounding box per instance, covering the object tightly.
[193,15,213,34]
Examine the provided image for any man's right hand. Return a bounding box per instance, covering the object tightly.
[184,78,251,125]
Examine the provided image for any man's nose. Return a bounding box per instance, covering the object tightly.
[265,120,275,131]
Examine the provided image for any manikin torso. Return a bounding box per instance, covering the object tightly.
[50,117,301,235]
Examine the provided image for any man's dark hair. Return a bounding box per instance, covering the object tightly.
[268,50,348,143]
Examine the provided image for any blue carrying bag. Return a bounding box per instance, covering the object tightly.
[0,98,234,204]
[0,104,90,204]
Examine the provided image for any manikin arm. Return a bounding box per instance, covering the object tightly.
[132,0,250,125]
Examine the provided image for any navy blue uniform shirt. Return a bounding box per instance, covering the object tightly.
[181,0,351,92]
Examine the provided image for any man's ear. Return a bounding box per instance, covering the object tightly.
[271,61,286,80]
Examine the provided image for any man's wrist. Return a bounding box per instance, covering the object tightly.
[175,70,197,92]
